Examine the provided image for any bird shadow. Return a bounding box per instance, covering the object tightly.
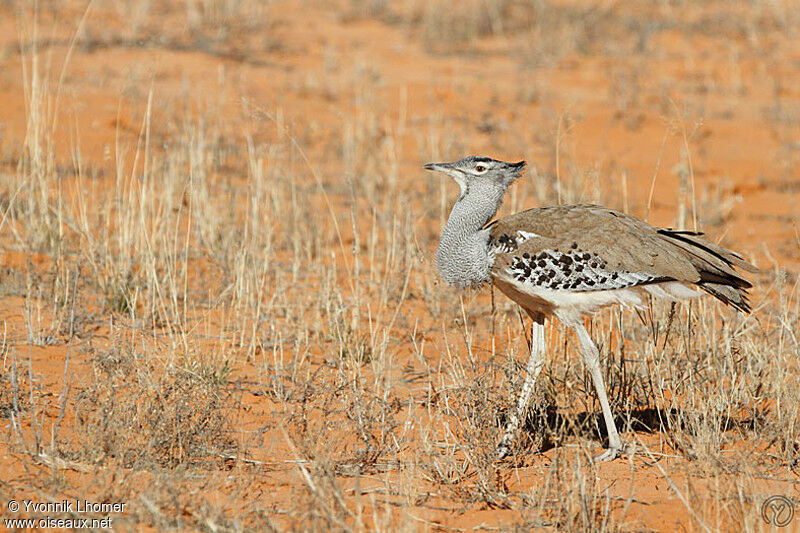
[512,405,761,454]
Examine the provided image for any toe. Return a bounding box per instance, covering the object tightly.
[496,443,511,460]
[593,447,619,462]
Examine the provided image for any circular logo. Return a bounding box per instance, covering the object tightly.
[762,496,795,527]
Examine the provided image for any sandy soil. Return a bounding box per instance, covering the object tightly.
[0,0,798,531]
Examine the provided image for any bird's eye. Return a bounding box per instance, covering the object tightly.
[475,165,486,172]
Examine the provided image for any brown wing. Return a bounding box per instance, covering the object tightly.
[488,204,756,310]
[490,205,698,285]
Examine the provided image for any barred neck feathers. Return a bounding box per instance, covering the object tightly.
[436,180,507,287]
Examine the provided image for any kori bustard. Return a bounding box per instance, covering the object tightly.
[425,156,756,461]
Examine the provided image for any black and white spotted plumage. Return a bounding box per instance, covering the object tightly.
[490,230,539,255]
[507,248,666,292]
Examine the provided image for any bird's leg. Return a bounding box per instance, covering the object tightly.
[573,321,622,462]
[497,314,546,459]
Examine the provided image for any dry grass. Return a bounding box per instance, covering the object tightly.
[0,0,798,530]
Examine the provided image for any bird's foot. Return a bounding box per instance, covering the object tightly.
[496,441,512,460]
[593,446,620,462]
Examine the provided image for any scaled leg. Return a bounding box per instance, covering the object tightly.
[497,313,546,459]
[573,321,622,461]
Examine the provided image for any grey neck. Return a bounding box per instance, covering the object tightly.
[436,181,507,287]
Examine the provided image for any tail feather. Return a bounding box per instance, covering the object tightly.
[657,229,757,313]
[658,230,758,273]
[697,269,751,289]
[697,282,752,313]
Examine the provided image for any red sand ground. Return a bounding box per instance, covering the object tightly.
[0,0,798,530]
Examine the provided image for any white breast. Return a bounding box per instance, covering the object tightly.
[495,276,702,325]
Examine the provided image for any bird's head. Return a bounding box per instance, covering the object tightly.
[424,156,526,196]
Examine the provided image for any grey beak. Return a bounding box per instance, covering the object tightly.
[424,162,450,172]
[424,162,466,188]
